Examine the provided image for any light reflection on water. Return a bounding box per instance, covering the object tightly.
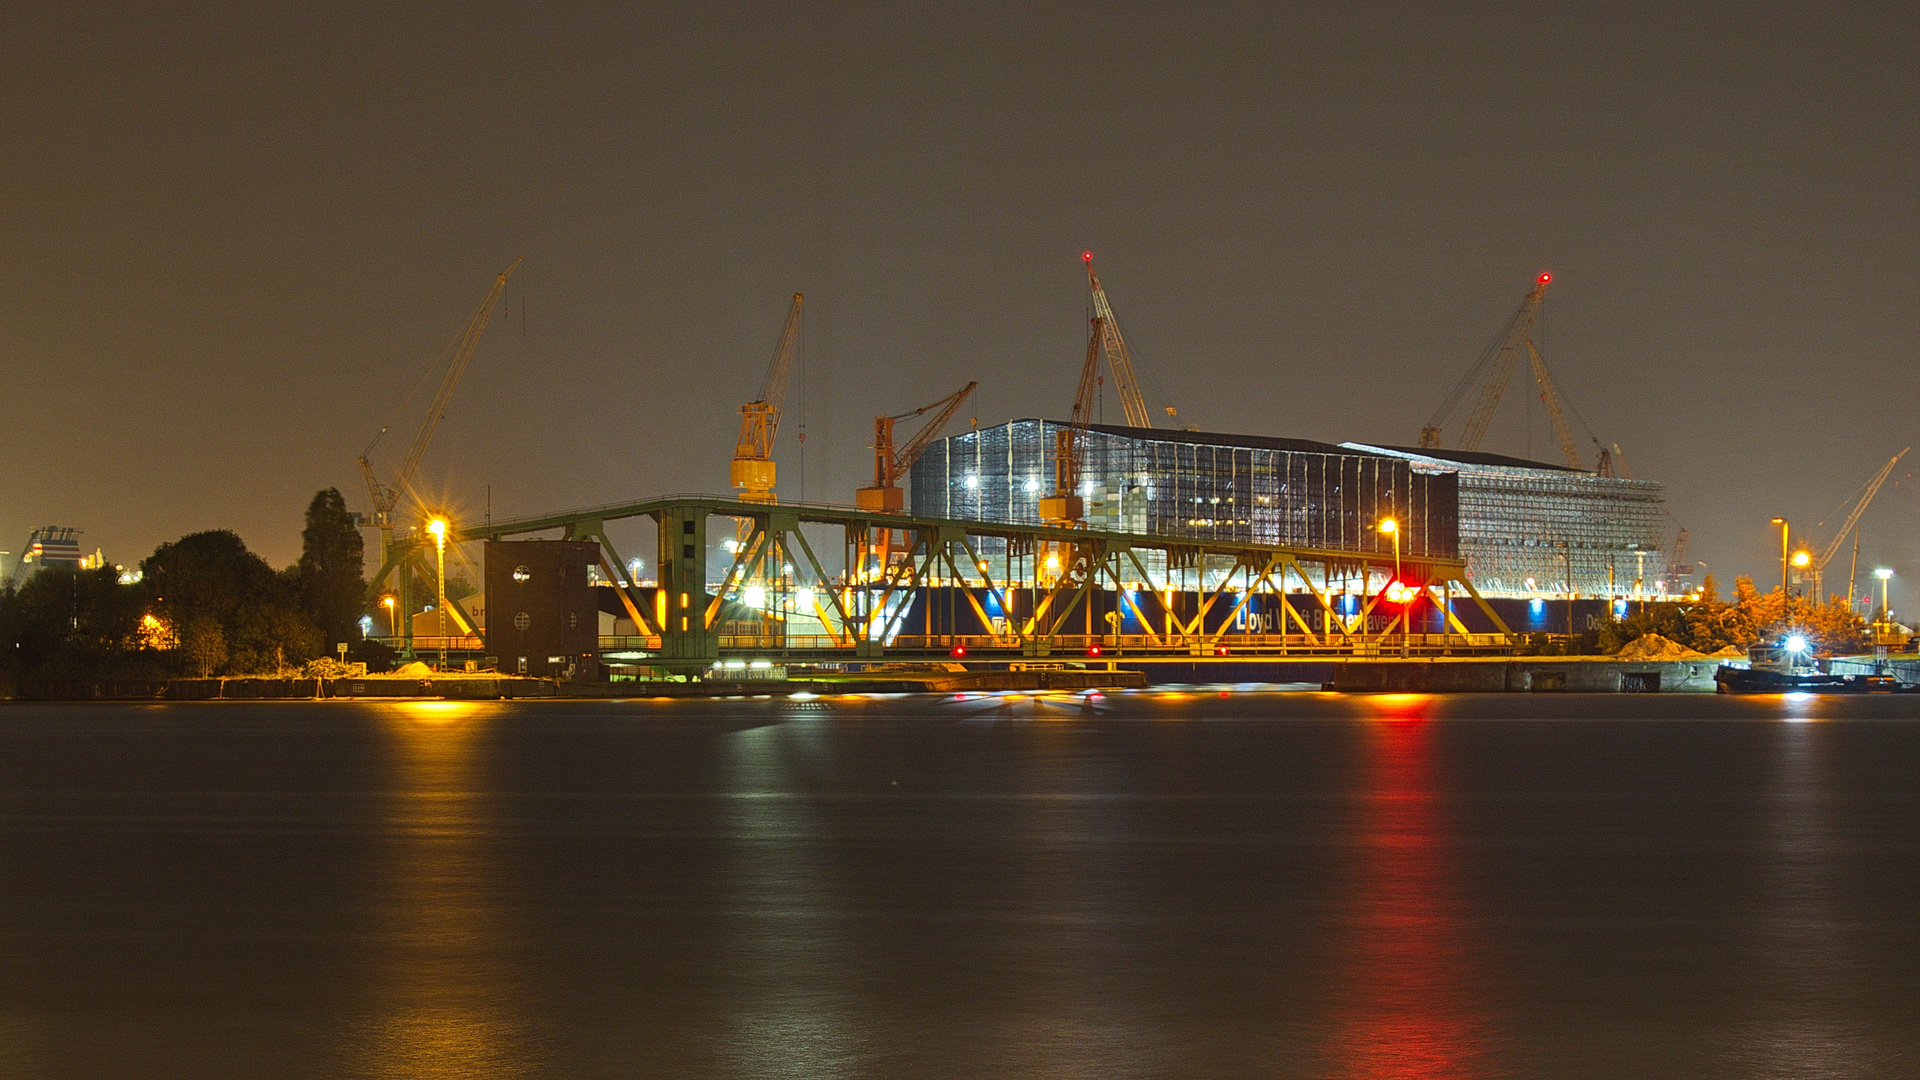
[348,701,540,1079]
[1732,719,1878,1078]
[1328,713,1497,1079]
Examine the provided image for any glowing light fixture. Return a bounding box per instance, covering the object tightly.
[743,584,766,609]
[1785,634,1808,653]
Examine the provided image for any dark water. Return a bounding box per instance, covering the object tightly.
[0,691,1916,1079]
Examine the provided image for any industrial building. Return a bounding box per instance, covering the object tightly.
[1340,444,1667,599]
[909,420,1458,561]
[909,420,1663,600]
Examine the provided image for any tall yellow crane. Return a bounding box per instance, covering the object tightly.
[1041,317,1106,527]
[360,256,520,621]
[1084,253,1158,429]
[1806,447,1909,603]
[1524,337,1585,469]
[857,382,978,512]
[730,293,803,505]
[1420,273,1551,450]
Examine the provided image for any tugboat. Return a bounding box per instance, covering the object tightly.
[1715,634,1916,694]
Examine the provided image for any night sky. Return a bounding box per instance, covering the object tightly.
[4,3,1915,603]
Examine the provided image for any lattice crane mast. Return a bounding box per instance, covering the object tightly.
[1806,447,1909,602]
[1084,253,1158,429]
[1523,338,1585,469]
[730,293,803,505]
[1041,317,1106,527]
[857,381,978,512]
[1420,273,1551,451]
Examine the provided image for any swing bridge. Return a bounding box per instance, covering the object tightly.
[370,494,1520,670]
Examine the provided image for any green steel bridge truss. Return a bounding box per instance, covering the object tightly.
[369,494,1518,668]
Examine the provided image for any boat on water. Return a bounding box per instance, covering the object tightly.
[1715,638,1918,694]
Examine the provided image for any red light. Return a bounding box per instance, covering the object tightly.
[1215,645,1230,656]
[950,644,966,658]
[1083,252,1093,261]
[1538,272,1552,284]
[1087,644,1102,657]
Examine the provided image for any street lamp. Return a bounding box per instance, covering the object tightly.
[426,516,448,671]
[1379,518,1403,655]
[381,595,396,638]
[1874,568,1894,634]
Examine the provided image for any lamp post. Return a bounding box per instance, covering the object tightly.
[426,516,448,671]
[1875,568,1894,637]
[382,595,396,639]
[1379,518,1403,655]
[1769,517,1791,641]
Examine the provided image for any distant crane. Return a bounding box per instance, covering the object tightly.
[1804,447,1909,604]
[1084,254,1158,429]
[857,381,978,512]
[730,293,804,505]
[1420,274,1551,452]
[360,257,520,629]
[1665,528,1692,589]
[1041,317,1107,527]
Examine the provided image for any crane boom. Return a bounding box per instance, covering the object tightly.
[1814,447,1908,572]
[731,293,804,504]
[1084,254,1155,428]
[392,257,521,510]
[855,381,977,513]
[890,381,978,480]
[358,257,520,525]
[1421,274,1551,450]
[1525,338,1585,469]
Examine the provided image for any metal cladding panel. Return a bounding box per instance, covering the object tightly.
[907,420,1459,561]
[1342,443,1666,599]
[483,540,600,676]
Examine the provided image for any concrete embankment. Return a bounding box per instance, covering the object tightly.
[1327,657,1722,693]
[8,667,1148,701]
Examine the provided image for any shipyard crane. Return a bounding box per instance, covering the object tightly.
[857,381,978,512]
[1805,447,1908,603]
[360,257,520,615]
[1084,254,1157,429]
[1041,317,1107,526]
[730,293,803,505]
[1524,338,1585,469]
[1665,528,1692,588]
[1420,273,1551,451]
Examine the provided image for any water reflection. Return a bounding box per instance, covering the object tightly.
[349,701,539,1079]
[720,719,871,1078]
[1329,716,1495,1079]
[1732,718,1877,1077]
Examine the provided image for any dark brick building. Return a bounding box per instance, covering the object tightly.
[484,539,600,678]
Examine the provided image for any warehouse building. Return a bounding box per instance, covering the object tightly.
[1339,443,1666,599]
[909,420,1458,561]
[909,421,1663,599]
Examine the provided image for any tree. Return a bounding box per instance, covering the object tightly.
[143,530,320,674]
[298,488,366,649]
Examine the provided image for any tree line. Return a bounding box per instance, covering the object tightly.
[0,489,372,693]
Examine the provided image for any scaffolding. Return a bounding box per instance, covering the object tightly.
[1345,444,1666,599]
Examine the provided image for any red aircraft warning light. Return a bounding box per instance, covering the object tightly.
[950,644,967,658]
[1087,643,1102,657]
[1538,272,1552,284]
